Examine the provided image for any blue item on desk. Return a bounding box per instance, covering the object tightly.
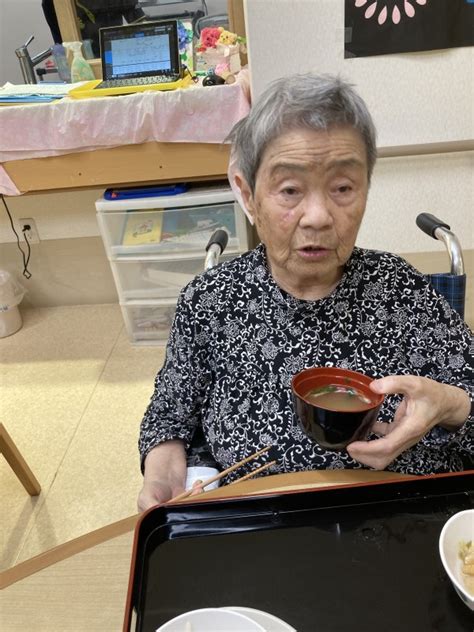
[104,183,188,200]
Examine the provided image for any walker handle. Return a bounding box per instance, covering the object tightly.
[204,229,229,271]
[205,229,229,254]
[416,213,464,276]
[416,213,450,240]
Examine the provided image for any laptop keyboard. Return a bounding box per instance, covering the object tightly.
[96,75,179,89]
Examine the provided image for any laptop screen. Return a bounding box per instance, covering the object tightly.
[100,20,180,81]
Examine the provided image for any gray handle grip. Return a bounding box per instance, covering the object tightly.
[206,229,228,255]
[416,213,450,239]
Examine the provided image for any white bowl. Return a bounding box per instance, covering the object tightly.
[439,509,474,610]
[156,607,266,632]
[223,607,296,631]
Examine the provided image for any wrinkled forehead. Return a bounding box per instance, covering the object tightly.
[256,124,368,181]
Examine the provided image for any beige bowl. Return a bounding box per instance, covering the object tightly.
[439,509,474,610]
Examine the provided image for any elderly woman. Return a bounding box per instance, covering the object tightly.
[138,74,472,511]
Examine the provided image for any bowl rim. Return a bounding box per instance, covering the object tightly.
[222,606,296,632]
[438,508,474,604]
[291,366,384,411]
[156,607,266,631]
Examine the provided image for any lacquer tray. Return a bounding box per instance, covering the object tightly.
[124,471,473,632]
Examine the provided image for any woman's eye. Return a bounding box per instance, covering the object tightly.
[281,187,299,196]
[336,185,352,194]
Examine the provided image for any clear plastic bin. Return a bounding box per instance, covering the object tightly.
[96,185,250,345]
[112,254,234,300]
[97,203,247,257]
[121,300,177,344]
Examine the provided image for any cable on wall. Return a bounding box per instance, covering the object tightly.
[1,194,32,279]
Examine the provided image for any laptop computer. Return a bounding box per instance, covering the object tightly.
[69,20,191,99]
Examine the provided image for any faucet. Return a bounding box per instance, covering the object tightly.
[15,36,53,84]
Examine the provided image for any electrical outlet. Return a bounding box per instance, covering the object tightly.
[19,218,40,244]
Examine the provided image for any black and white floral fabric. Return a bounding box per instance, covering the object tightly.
[139,245,473,478]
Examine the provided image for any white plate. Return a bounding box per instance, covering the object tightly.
[156,607,266,631]
[223,607,296,631]
[439,508,474,610]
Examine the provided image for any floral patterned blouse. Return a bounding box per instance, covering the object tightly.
[139,245,473,477]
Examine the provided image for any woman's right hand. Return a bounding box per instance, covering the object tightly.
[137,476,184,512]
[137,440,187,512]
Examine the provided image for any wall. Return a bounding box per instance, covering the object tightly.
[357,151,473,254]
[0,189,117,307]
[0,0,55,85]
[243,0,473,324]
[245,0,473,148]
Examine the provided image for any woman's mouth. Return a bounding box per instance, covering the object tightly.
[297,245,330,259]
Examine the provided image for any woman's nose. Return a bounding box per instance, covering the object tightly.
[298,194,333,230]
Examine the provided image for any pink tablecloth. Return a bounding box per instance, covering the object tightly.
[0,71,251,195]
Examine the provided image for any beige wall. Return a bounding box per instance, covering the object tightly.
[0,189,118,307]
[357,152,473,254]
[0,237,117,308]
[0,189,103,244]
[245,0,474,148]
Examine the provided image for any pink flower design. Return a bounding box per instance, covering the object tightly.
[354,0,428,25]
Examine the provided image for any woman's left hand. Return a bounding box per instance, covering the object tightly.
[346,375,471,470]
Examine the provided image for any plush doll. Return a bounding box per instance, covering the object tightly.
[196,26,246,74]
[215,61,236,84]
[198,27,221,51]
[217,29,238,46]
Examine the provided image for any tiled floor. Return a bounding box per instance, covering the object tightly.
[0,304,164,570]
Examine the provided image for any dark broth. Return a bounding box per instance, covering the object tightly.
[305,385,373,412]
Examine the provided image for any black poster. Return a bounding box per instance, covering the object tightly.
[345,0,474,58]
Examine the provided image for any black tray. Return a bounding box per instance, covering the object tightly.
[125,472,473,632]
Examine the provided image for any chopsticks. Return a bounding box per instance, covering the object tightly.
[166,445,274,504]
[227,459,277,485]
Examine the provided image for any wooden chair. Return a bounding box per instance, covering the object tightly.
[0,423,41,495]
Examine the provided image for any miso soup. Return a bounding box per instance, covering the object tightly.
[305,385,373,412]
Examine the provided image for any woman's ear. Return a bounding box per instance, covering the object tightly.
[234,173,255,221]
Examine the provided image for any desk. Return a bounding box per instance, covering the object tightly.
[2,141,231,194]
[0,77,250,195]
[0,471,411,631]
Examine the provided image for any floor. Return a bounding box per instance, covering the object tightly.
[0,304,164,571]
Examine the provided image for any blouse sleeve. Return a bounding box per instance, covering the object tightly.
[138,285,208,471]
[399,263,473,453]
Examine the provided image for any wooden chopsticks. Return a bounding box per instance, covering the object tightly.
[166,445,274,504]
[227,459,277,485]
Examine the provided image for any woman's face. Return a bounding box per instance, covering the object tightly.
[239,126,369,300]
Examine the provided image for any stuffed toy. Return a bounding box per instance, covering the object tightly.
[196,26,246,74]
[217,29,238,46]
[198,27,221,51]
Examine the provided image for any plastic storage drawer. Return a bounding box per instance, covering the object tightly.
[111,254,234,300]
[120,300,177,345]
[97,203,247,257]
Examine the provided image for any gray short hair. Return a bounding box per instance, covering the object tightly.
[228,74,377,192]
